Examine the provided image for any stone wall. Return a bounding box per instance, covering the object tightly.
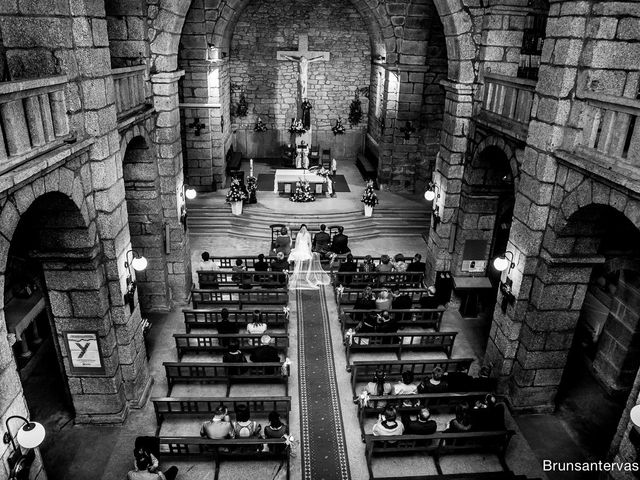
[105,0,148,67]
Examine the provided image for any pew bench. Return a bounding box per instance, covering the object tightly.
[333,271,424,289]
[197,270,285,289]
[350,359,474,397]
[336,288,431,308]
[152,396,291,435]
[345,331,457,367]
[339,308,446,335]
[163,362,289,396]
[183,308,289,333]
[364,431,515,478]
[174,333,289,360]
[191,289,289,309]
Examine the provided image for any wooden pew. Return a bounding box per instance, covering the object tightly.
[364,431,515,478]
[350,358,474,397]
[207,255,418,270]
[356,392,492,440]
[183,308,289,333]
[191,289,289,309]
[332,271,424,288]
[174,333,289,360]
[163,362,289,396]
[336,288,430,308]
[345,331,457,367]
[152,395,291,435]
[339,308,446,334]
[158,437,290,479]
[197,270,285,289]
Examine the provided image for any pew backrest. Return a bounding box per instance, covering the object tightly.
[339,308,445,333]
[337,288,430,307]
[191,289,289,309]
[333,271,424,288]
[174,333,289,359]
[183,308,289,333]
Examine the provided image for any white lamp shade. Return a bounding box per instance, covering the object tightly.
[631,405,640,427]
[424,190,436,201]
[493,256,509,272]
[185,188,197,200]
[131,256,148,271]
[16,422,45,449]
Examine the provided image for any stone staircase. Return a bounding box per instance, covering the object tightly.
[187,202,431,240]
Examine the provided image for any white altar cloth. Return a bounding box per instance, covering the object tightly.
[273,169,326,193]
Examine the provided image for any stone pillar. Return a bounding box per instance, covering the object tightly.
[480,4,527,77]
[425,80,475,282]
[150,71,192,302]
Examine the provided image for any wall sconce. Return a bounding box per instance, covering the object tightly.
[399,121,416,140]
[3,415,46,480]
[493,251,515,274]
[630,405,640,447]
[124,250,147,313]
[208,44,220,61]
[180,186,197,231]
[188,117,206,136]
[424,182,440,202]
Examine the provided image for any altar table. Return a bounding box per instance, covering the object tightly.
[273,169,327,194]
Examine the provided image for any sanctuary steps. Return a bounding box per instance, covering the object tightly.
[187,204,430,239]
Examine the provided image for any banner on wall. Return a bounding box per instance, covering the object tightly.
[64,331,106,376]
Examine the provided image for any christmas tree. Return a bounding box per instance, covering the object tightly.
[290,180,316,202]
[361,181,378,207]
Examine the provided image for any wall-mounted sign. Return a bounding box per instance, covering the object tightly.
[461,239,488,273]
[64,331,106,376]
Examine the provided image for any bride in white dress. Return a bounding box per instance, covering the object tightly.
[287,224,331,290]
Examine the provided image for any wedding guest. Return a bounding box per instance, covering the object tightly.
[274,227,292,256]
[358,255,376,281]
[313,224,331,255]
[392,253,408,273]
[232,259,252,289]
[391,287,412,321]
[200,405,232,439]
[330,226,350,254]
[420,285,440,309]
[372,407,404,437]
[355,369,392,407]
[354,286,376,310]
[407,253,426,273]
[270,252,290,285]
[217,308,239,345]
[254,253,270,286]
[393,371,418,396]
[418,367,448,394]
[445,402,472,433]
[338,253,357,285]
[231,404,261,439]
[223,341,247,375]
[404,408,437,435]
[375,289,392,311]
[247,311,267,335]
[198,251,216,271]
[376,255,393,283]
[263,411,288,452]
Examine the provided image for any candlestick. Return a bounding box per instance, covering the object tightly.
[249,158,254,178]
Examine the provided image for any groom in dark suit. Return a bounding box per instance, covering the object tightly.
[313,224,331,256]
[330,226,350,254]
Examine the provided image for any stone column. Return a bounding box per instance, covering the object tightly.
[150,71,192,303]
[425,80,475,282]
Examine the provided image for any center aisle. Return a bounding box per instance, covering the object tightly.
[296,287,351,480]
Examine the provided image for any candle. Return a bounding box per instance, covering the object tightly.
[250,158,254,177]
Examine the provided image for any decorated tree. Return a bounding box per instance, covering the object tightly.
[348,92,363,126]
[236,91,248,117]
[226,178,247,203]
[290,180,315,203]
[361,181,378,207]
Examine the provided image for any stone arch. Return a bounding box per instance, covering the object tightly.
[149,0,477,83]
[469,134,520,190]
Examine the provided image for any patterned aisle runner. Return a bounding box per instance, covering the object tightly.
[297,287,351,480]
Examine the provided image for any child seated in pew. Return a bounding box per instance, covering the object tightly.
[200,405,233,439]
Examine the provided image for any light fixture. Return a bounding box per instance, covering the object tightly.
[185,187,197,200]
[208,44,220,61]
[630,405,640,447]
[3,416,45,480]
[424,182,440,202]
[493,251,515,273]
[124,250,147,313]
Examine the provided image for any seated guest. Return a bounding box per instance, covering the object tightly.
[393,370,418,396]
[200,405,232,439]
[418,367,448,394]
[356,369,392,406]
[217,308,239,346]
[313,224,331,255]
[338,253,357,285]
[330,226,350,254]
[444,365,474,392]
[254,253,270,286]
[223,341,247,375]
[472,365,497,392]
[274,227,292,256]
[391,287,412,321]
[406,253,426,273]
[354,286,376,310]
[404,408,437,435]
[247,311,267,335]
[358,255,376,282]
[263,411,288,452]
[445,402,472,433]
[129,450,178,480]
[231,404,261,438]
[391,253,408,273]
[270,251,290,285]
[375,289,392,311]
[375,311,398,344]
[198,251,216,271]
[419,285,440,309]
[232,259,252,289]
[372,407,404,436]
[354,314,377,345]
[250,334,280,366]
[471,394,505,431]
[376,255,393,283]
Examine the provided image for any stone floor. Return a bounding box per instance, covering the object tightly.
[17,157,613,479]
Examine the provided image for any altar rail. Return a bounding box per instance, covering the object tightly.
[112,65,147,119]
[573,92,640,166]
[0,75,71,173]
[480,73,536,141]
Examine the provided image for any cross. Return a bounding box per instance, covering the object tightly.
[188,117,206,136]
[277,34,330,101]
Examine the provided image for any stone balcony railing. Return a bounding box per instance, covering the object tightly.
[112,65,147,121]
[478,73,537,142]
[0,75,72,175]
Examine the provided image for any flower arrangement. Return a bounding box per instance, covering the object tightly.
[246,175,257,204]
[290,180,315,202]
[361,181,379,207]
[254,117,268,132]
[226,178,247,203]
[236,91,248,117]
[332,117,346,135]
[289,118,306,135]
[349,92,363,126]
[308,165,331,178]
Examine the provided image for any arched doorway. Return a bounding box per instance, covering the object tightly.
[122,135,171,311]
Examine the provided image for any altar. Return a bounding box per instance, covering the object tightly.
[274,169,327,194]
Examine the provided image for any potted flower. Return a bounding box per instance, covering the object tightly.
[361,180,378,217]
[226,178,247,215]
[254,117,268,132]
[289,118,306,136]
[332,118,346,135]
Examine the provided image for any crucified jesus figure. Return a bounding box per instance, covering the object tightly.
[281,54,325,99]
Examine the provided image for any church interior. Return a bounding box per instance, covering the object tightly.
[1,0,640,479]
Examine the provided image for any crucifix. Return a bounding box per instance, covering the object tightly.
[278,34,330,146]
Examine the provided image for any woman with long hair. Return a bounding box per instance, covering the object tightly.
[287,224,331,290]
